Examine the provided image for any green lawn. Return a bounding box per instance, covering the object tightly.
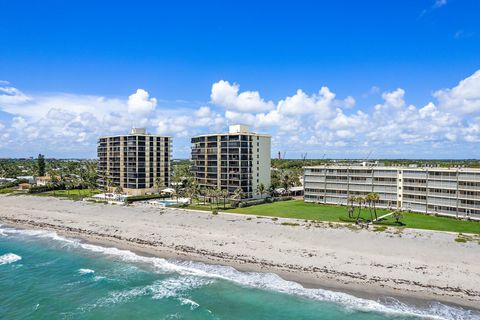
[31,189,100,201]
[0,188,14,194]
[229,200,388,222]
[227,200,480,234]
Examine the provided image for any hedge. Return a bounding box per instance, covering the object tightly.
[125,194,171,203]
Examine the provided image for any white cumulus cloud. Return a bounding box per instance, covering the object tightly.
[127,89,157,115]
[211,80,274,113]
[434,70,480,115]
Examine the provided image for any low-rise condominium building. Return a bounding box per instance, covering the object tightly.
[97,128,171,196]
[191,124,271,198]
[304,165,480,219]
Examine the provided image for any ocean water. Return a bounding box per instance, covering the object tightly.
[0,225,478,320]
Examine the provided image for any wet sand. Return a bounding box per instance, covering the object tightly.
[1,195,479,309]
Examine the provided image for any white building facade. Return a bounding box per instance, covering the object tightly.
[304,165,480,219]
[191,125,271,198]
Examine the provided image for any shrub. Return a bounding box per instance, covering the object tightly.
[212,209,218,215]
[246,198,266,206]
[0,179,28,189]
[29,183,67,194]
[125,194,170,204]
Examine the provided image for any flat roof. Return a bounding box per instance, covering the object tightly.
[98,134,172,139]
[192,132,271,138]
[303,165,480,172]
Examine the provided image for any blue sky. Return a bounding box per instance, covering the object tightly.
[1,0,480,159]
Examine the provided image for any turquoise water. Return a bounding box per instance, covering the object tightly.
[0,225,478,320]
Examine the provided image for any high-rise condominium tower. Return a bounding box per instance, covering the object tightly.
[191,125,271,199]
[97,128,171,195]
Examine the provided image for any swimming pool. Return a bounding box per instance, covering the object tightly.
[146,200,178,206]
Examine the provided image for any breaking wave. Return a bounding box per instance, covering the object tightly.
[2,225,478,320]
[0,253,22,265]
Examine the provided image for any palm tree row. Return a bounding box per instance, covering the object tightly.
[348,192,380,222]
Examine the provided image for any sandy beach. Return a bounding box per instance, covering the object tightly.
[1,195,479,309]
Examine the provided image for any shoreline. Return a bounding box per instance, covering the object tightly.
[1,220,467,312]
[1,195,480,310]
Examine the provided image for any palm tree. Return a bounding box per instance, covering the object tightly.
[347,195,356,219]
[49,169,59,196]
[114,184,123,195]
[100,170,108,200]
[214,188,222,209]
[221,189,229,209]
[355,196,365,222]
[365,193,374,222]
[206,188,214,210]
[233,187,244,201]
[188,181,200,205]
[172,180,182,203]
[154,176,162,194]
[106,177,112,193]
[257,183,266,199]
[370,192,380,220]
[200,187,207,205]
[393,211,403,224]
[280,171,294,196]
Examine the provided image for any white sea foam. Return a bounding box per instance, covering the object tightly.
[78,268,95,275]
[4,226,479,320]
[0,225,7,237]
[87,276,210,311]
[0,253,22,265]
[179,298,200,310]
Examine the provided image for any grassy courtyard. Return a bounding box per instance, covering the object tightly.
[30,189,100,201]
[187,200,480,234]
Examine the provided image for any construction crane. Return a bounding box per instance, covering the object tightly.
[365,150,373,161]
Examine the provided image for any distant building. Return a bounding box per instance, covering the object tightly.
[16,176,35,184]
[303,165,480,219]
[191,125,271,198]
[97,128,172,196]
[17,183,31,190]
[35,176,52,186]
